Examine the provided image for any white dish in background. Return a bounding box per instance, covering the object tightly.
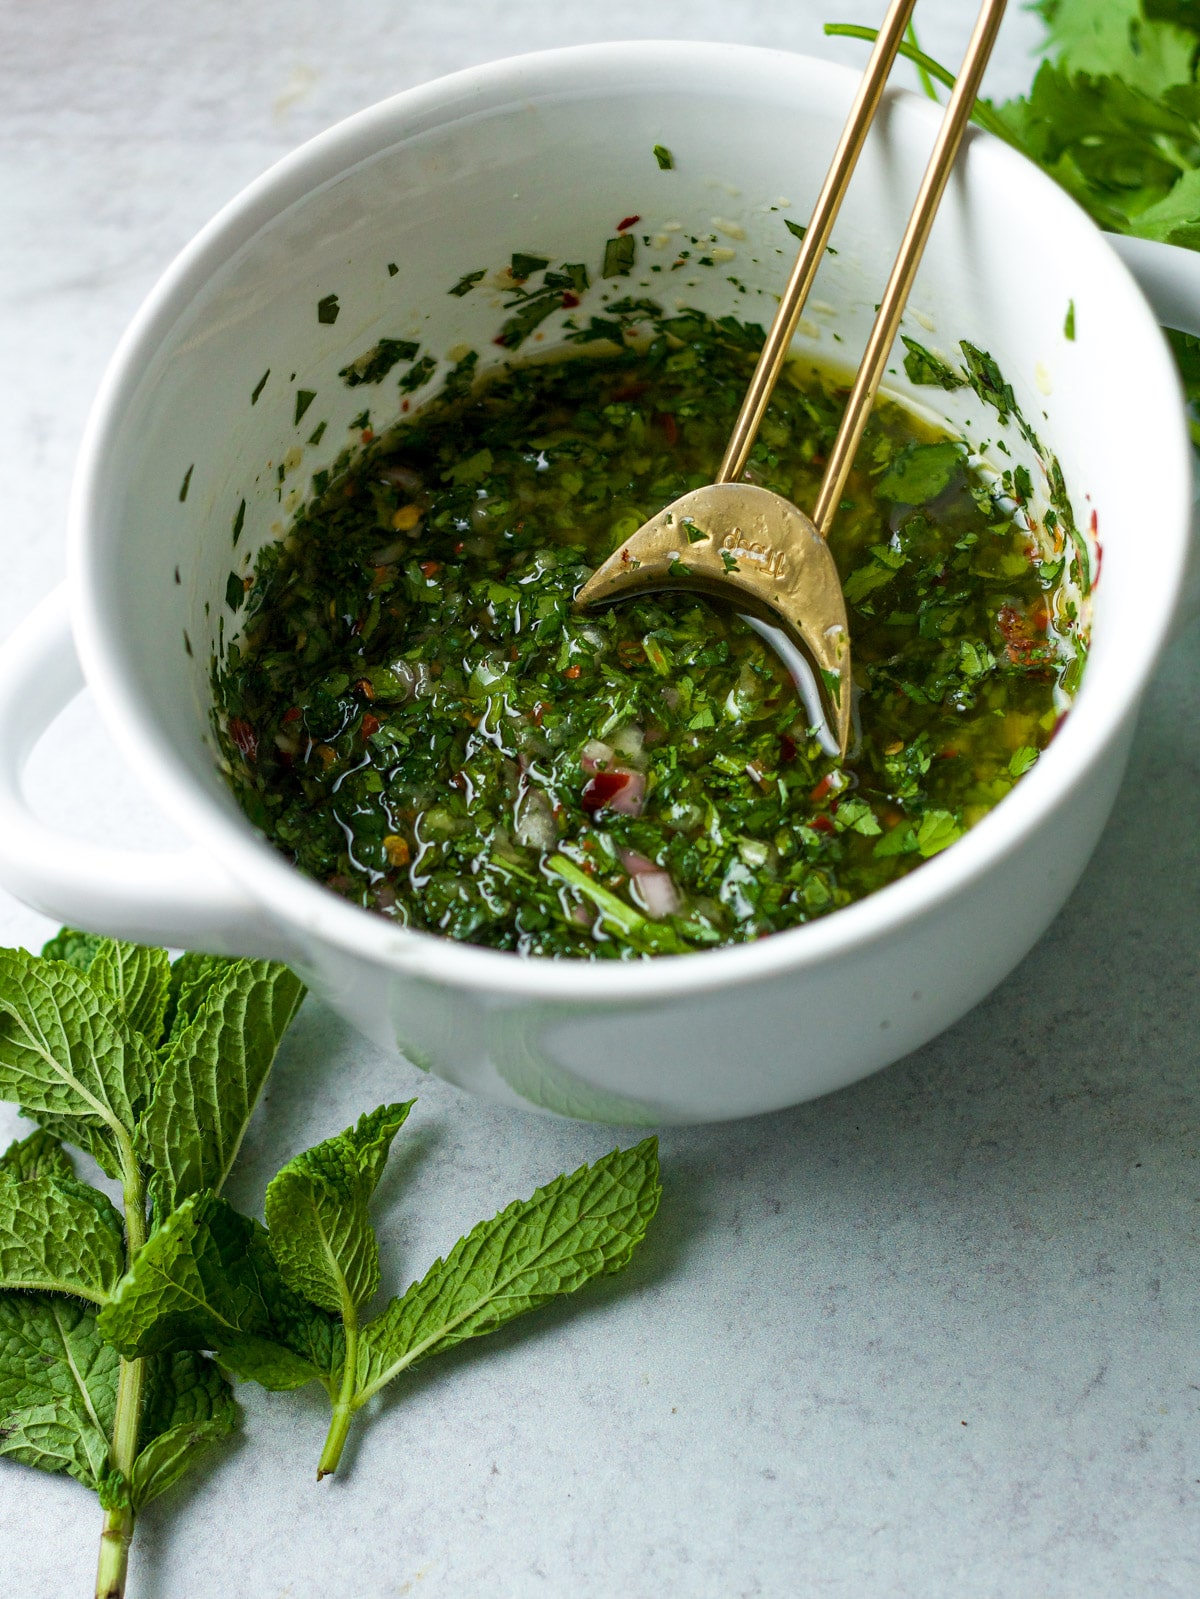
[0,42,1195,1122]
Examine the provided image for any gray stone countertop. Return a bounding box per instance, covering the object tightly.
[0,3,1197,1594]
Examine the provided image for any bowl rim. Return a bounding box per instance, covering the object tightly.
[69,39,1192,1002]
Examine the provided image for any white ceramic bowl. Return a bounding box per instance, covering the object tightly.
[1,43,1198,1123]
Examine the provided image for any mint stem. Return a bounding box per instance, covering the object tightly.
[95,1506,135,1599]
[94,1142,148,1599]
[317,1305,359,1480]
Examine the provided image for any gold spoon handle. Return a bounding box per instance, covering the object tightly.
[717,0,919,485]
[811,0,1007,535]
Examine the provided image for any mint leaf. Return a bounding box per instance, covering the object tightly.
[39,928,105,972]
[0,1168,125,1302]
[138,960,305,1216]
[264,1102,413,1315]
[86,939,172,1046]
[131,1349,238,1509]
[0,948,156,1176]
[356,1139,661,1404]
[0,1294,118,1491]
[0,1126,75,1182]
[98,1192,340,1393]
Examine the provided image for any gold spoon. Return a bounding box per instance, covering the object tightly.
[575,0,1007,758]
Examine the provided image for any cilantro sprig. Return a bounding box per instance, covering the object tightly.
[828,1,1200,426]
[0,931,661,1594]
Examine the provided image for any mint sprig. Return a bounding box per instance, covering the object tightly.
[102,1109,662,1480]
[0,934,303,1599]
[1,931,662,1594]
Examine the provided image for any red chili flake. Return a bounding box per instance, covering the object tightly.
[361,712,380,738]
[354,677,376,700]
[610,380,649,402]
[420,560,441,578]
[228,717,257,761]
[282,706,302,724]
[617,215,641,232]
[532,701,547,727]
[401,399,410,412]
[938,748,959,760]
[561,291,580,309]
[657,412,679,446]
[812,813,836,835]
[361,428,374,443]
[563,664,582,680]
[779,734,797,765]
[810,773,837,803]
[582,771,631,813]
[454,541,465,554]
[493,334,510,347]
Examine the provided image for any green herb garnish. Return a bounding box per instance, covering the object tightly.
[316,295,340,325]
[338,339,420,387]
[178,466,193,503]
[653,143,674,170]
[293,389,316,425]
[448,269,486,297]
[602,234,636,277]
[250,370,270,405]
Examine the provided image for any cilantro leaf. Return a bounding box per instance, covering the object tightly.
[901,336,966,390]
[264,1102,413,1315]
[653,144,674,170]
[875,441,965,505]
[338,338,420,387]
[0,1166,126,1302]
[138,960,305,1217]
[355,1139,661,1404]
[602,235,636,277]
[448,269,486,297]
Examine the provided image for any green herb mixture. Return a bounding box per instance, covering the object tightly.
[216,309,1077,959]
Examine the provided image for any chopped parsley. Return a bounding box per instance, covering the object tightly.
[448,270,486,298]
[316,294,340,325]
[338,339,421,387]
[294,389,317,425]
[653,144,674,170]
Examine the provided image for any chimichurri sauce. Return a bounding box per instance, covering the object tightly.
[216,312,1073,959]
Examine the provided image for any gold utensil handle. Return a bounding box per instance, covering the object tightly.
[717,0,1008,535]
[812,0,1007,535]
[717,0,918,486]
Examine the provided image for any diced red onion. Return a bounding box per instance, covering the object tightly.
[632,870,680,919]
[607,769,645,817]
[580,739,614,774]
[619,847,658,876]
[379,464,423,493]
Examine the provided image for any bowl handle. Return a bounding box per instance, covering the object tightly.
[1108,233,1200,630]
[0,586,294,959]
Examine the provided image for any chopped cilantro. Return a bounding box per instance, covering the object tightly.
[317,294,340,325]
[399,354,437,392]
[511,253,550,280]
[387,261,399,276]
[225,571,244,611]
[449,269,486,297]
[308,420,327,447]
[338,338,421,387]
[901,336,966,390]
[179,465,194,502]
[1064,299,1076,340]
[294,389,316,425]
[231,498,246,547]
[653,144,675,170]
[250,370,270,405]
[602,235,636,277]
